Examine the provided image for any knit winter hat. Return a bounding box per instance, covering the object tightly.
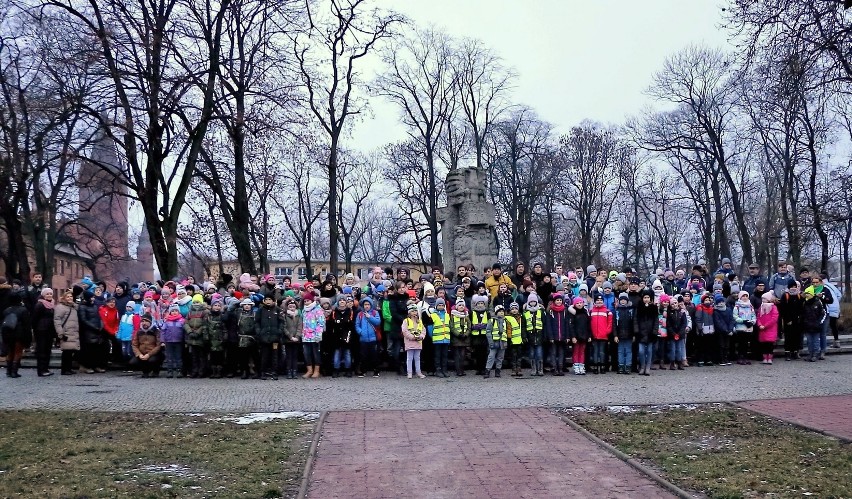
[125,301,136,309]
[211,297,224,307]
[169,303,180,312]
[762,290,776,302]
[493,305,505,314]
[192,294,204,304]
[422,282,435,294]
[618,292,629,302]
[586,265,596,274]
[319,297,332,307]
[572,297,585,307]
[664,270,675,279]
[455,298,466,309]
[240,298,253,306]
[738,291,750,299]
[615,273,627,283]
[579,283,589,292]
[471,294,488,308]
[144,290,155,299]
[407,303,418,312]
[175,285,186,294]
[602,281,613,290]
[435,298,446,308]
[492,262,502,270]
[551,293,564,302]
[652,280,663,291]
[140,314,153,324]
[567,272,577,280]
[526,293,540,305]
[509,302,520,310]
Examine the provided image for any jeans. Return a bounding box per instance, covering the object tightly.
[668,338,685,362]
[806,332,821,358]
[333,348,352,370]
[528,344,543,363]
[485,344,506,370]
[121,340,133,360]
[164,342,183,371]
[360,341,379,374]
[387,336,404,372]
[406,349,422,374]
[550,341,565,371]
[820,318,829,354]
[433,342,449,374]
[591,340,607,365]
[617,341,632,366]
[638,342,653,367]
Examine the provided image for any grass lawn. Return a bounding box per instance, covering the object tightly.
[0,411,315,498]
[564,404,852,499]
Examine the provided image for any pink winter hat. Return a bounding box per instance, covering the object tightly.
[572,297,585,307]
[659,293,672,304]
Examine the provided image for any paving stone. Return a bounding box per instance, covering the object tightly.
[737,394,852,441]
[308,408,676,498]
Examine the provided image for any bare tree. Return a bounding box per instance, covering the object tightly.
[454,38,513,170]
[375,26,456,265]
[292,0,402,275]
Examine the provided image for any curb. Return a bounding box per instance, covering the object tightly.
[298,410,328,499]
[557,413,697,499]
[731,402,851,444]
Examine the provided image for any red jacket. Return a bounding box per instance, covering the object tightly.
[99,305,120,336]
[590,305,613,340]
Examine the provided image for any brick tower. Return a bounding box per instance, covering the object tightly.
[76,121,131,287]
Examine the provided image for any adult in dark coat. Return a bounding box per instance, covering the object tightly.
[77,290,106,373]
[31,288,57,376]
[2,292,31,378]
[388,283,410,374]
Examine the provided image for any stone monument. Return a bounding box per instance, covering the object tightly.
[437,167,498,275]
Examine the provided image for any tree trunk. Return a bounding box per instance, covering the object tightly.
[328,137,339,276]
[229,98,258,275]
[426,148,441,266]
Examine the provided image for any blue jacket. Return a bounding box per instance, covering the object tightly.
[713,304,734,333]
[355,308,381,343]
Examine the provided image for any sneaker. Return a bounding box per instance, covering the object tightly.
[407,373,412,379]
[373,372,380,378]
[831,342,841,348]
[357,373,365,378]
[417,373,426,379]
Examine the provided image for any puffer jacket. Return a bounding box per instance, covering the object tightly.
[205,311,226,351]
[694,304,715,335]
[2,304,32,346]
[355,308,381,343]
[184,303,208,346]
[302,303,325,343]
[589,305,613,340]
[328,308,356,349]
[801,296,826,334]
[666,307,688,340]
[388,293,409,341]
[78,301,103,345]
[613,305,634,341]
[54,302,80,351]
[568,308,592,342]
[131,324,162,357]
[713,303,734,333]
[254,305,283,344]
[545,307,569,342]
[634,302,659,344]
[160,316,185,343]
[733,300,756,333]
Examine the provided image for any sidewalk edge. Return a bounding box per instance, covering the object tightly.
[298,410,328,499]
[557,413,698,499]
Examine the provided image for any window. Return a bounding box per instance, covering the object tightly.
[298,267,307,277]
[274,267,293,276]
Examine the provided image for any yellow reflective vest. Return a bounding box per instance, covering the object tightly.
[430,312,450,343]
[488,318,508,342]
[524,309,544,332]
[506,316,522,345]
[471,311,489,336]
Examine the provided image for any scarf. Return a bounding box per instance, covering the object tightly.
[525,303,541,312]
[38,298,55,310]
[165,311,183,321]
[451,309,468,318]
[760,301,773,316]
[550,302,565,313]
[698,304,714,315]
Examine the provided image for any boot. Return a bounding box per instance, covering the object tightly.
[538,361,544,376]
[768,354,773,365]
[241,370,250,379]
[495,369,501,378]
[669,362,675,370]
[332,369,339,378]
[516,367,523,378]
[311,365,321,378]
[483,369,491,379]
[643,364,650,376]
[344,370,353,378]
[303,365,313,379]
[677,362,684,370]
[166,369,173,378]
[5,360,13,378]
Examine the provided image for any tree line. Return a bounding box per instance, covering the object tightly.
[0,0,850,301]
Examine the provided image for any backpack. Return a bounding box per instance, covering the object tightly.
[2,312,18,332]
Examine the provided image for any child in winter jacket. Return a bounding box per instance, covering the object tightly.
[545,293,570,376]
[634,291,658,376]
[733,291,757,365]
[301,293,325,378]
[694,294,716,366]
[402,303,426,378]
[756,291,779,365]
[469,294,490,375]
[205,299,227,378]
[117,301,140,361]
[282,298,303,379]
[254,295,284,380]
[356,297,382,377]
[449,298,471,376]
[801,289,826,362]
[523,293,546,376]
[184,295,209,378]
[506,302,524,377]
[666,298,688,370]
[483,305,508,378]
[589,295,613,374]
[160,304,185,378]
[613,293,634,374]
[713,296,734,365]
[569,297,592,375]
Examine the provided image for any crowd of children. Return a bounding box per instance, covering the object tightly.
[0,259,842,379]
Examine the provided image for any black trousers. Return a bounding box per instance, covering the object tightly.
[453,345,468,373]
[259,343,278,375]
[35,332,55,373]
[130,351,164,374]
[60,350,77,372]
[189,345,208,376]
[472,335,488,372]
[284,343,300,372]
[360,341,379,374]
[433,343,449,374]
[240,344,260,375]
[224,343,240,374]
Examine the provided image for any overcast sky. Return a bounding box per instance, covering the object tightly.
[351,0,730,152]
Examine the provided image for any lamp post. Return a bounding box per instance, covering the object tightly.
[682,250,692,271]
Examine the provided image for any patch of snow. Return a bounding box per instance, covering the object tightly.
[220,412,319,425]
[134,464,194,477]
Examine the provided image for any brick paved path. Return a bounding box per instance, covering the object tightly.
[307,408,675,498]
[737,394,852,441]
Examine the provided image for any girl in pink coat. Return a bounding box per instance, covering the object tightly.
[756,291,780,365]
